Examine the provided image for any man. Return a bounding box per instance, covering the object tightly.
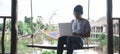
[57,5,91,54]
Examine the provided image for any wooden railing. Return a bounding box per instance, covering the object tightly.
[112,18,120,53]
[0,16,11,54]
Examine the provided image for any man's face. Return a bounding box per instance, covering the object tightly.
[73,12,81,19]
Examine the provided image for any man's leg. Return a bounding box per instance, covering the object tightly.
[66,37,74,54]
[67,37,83,54]
[57,36,68,54]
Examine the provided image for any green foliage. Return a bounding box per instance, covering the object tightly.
[41,50,56,54]
[0,35,2,52]
[18,16,45,35]
[36,16,45,29]
[0,16,57,53]
[18,39,30,54]
[94,33,119,52]
[24,16,46,34]
[24,16,33,34]
[4,39,11,52]
[5,16,56,36]
[97,33,107,47]
[50,40,57,45]
[0,23,3,31]
[45,24,56,31]
[6,20,11,30]
[18,21,32,35]
[24,16,32,24]
[113,36,119,52]
[0,34,11,53]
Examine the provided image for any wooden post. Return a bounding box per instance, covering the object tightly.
[10,0,18,54]
[118,19,120,53]
[107,0,113,54]
[1,18,6,54]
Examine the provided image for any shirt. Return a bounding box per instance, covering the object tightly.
[71,18,91,35]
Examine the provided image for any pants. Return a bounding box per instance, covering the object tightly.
[57,36,83,54]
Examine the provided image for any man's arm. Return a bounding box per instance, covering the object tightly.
[81,20,91,38]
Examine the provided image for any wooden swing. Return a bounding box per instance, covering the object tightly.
[27,44,98,50]
[26,0,98,50]
[26,32,98,50]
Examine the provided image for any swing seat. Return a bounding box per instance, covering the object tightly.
[27,44,98,50]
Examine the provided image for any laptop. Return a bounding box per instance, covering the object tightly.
[58,23,73,36]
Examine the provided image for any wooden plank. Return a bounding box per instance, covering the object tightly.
[27,44,98,50]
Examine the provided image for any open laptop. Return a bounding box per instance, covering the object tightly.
[58,23,73,36]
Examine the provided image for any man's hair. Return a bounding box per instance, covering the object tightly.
[73,5,83,15]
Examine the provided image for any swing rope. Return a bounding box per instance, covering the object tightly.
[88,0,90,20]
[30,0,34,46]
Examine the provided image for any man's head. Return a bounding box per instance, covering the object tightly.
[73,5,83,19]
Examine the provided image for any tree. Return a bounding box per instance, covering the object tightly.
[18,21,32,35]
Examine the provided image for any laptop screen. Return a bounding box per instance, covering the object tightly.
[58,23,73,36]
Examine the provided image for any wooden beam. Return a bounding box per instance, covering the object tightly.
[0,16,11,18]
[112,18,120,20]
[107,0,113,54]
[10,0,18,54]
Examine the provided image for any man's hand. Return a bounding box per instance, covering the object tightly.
[72,32,78,36]
[81,32,90,38]
[72,32,90,38]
